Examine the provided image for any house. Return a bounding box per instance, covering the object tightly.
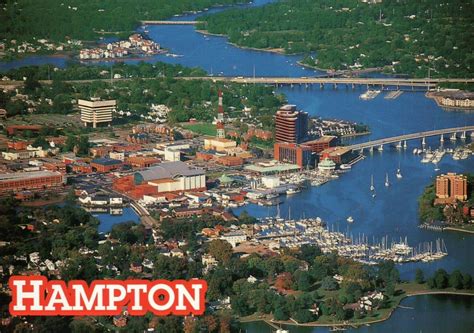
[220,231,247,248]
[130,262,143,274]
[170,248,184,258]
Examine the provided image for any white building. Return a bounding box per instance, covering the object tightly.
[262,176,280,189]
[133,161,206,194]
[220,231,247,248]
[78,98,116,128]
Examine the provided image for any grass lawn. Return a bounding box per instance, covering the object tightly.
[238,283,473,327]
[182,122,216,136]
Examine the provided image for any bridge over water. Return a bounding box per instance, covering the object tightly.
[140,20,201,25]
[182,76,474,88]
[347,126,474,151]
[0,76,472,90]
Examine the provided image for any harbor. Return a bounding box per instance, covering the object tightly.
[235,217,449,265]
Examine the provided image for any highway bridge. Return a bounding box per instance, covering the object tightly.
[140,20,201,25]
[181,76,474,88]
[0,76,472,90]
[347,126,474,152]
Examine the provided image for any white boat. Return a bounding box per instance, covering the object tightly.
[396,168,402,179]
[347,216,354,223]
[370,175,375,191]
[340,164,352,170]
[286,188,301,195]
[384,173,390,187]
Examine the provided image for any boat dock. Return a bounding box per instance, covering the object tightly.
[384,90,403,99]
[419,223,445,232]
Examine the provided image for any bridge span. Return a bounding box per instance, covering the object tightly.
[181,76,474,88]
[347,126,474,151]
[140,20,201,25]
[0,76,472,90]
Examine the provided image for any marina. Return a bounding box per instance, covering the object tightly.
[246,217,448,265]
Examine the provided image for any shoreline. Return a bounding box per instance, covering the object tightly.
[195,29,291,55]
[443,226,474,234]
[239,289,474,329]
[425,91,474,111]
[341,131,371,138]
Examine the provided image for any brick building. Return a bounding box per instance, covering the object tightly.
[435,173,468,204]
[90,158,123,173]
[0,171,65,195]
[319,146,354,165]
[274,143,313,168]
[126,156,160,168]
[304,136,338,153]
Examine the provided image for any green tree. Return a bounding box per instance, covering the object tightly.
[415,269,425,284]
[449,270,464,289]
[321,276,338,291]
[434,269,449,289]
[208,239,233,264]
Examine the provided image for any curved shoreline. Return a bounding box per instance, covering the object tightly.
[239,290,474,329]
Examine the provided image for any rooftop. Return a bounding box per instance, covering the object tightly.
[134,161,204,184]
[244,163,300,174]
[0,170,62,181]
[91,158,122,166]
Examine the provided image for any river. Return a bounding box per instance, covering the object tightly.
[1,0,473,330]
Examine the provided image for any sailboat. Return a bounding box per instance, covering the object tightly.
[347,216,354,223]
[384,173,390,187]
[370,175,375,191]
[396,162,402,179]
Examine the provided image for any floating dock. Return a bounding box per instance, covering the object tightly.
[384,90,403,99]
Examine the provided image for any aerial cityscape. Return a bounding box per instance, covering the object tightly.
[0,0,473,332]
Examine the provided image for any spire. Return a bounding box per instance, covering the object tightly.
[216,90,225,138]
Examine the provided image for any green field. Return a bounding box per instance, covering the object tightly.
[182,123,217,136]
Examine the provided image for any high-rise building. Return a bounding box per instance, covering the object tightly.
[216,90,225,139]
[275,105,308,143]
[78,98,116,128]
[435,173,468,203]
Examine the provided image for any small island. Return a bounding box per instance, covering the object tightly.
[418,172,474,233]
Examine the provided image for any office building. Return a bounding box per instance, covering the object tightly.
[275,105,308,143]
[78,98,116,128]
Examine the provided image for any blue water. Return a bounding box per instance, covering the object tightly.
[93,207,140,233]
[1,0,473,328]
[241,295,474,332]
